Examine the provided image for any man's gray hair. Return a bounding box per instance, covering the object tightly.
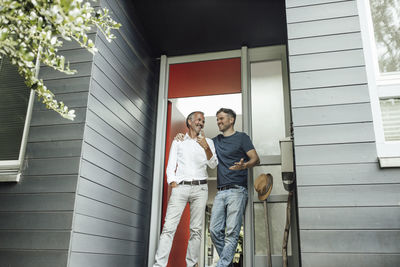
[186,111,204,128]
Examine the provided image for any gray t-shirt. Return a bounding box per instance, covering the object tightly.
[212,131,255,188]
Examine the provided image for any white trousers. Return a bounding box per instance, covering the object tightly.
[153,184,208,267]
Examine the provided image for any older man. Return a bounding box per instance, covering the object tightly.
[153,111,218,267]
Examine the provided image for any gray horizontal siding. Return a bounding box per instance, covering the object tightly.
[293,123,375,145]
[296,163,400,186]
[295,143,377,165]
[297,184,400,207]
[290,66,367,90]
[73,214,145,241]
[286,0,400,265]
[75,195,145,228]
[69,253,142,267]
[286,0,352,9]
[300,230,400,253]
[301,253,400,267]
[286,1,358,23]
[287,16,360,39]
[291,84,370,107]
[0,251,68,267]
[70,0,158,266]
[288,32,363,55]
[289,49,365,72]
[0,231,70,250]
[71,233,143,255]
[299,207,400,229]
[292,103,372,126]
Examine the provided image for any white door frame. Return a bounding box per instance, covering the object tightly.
[148,45,289,267]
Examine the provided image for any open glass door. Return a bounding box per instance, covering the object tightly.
[243,46,300,267]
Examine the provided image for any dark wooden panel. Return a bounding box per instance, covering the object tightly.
[28,124,85,142]
[84,126,151,176]
[0,212,73,230]
[77,178,147,215]
[81,143,148,189]
[73,214,145,241]
[292,103,372,126]
[290,66,367,90]
[300,230,400,253]
[87,95,147,152]
[26,140,82,159]
[95,34,156,107]
[101,0,155,71]
[23,157,80,176]
[91,65,154,121]
[59,48,94,64]
[0,175,77,193]
[80,160,148,203]
[287,16,360,39]
[293,123,375,145]
[30,107,86,126]
[291,84,370,108]
[296,162,400,186]
[301,253,400,267]
[299,207,400,230]
[286,1,358,23]
[71,232,143,255]
[44,76,91,94]
[74,195,145,228]
[91,68,154,129]
[69,252,143,267]
[39,62,92,80]
[85,110,152,163]
[90,81,153,138]
[0,193,75,211]
[288,32,363,55]
[33,92,88,111]
[93,52,155,114]
[0,231,70,250]
[0,250,68,267]
[289,49,365,72]
[298,184,400,207]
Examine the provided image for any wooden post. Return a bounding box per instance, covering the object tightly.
[282,192,293,267]
[263,201,272,267]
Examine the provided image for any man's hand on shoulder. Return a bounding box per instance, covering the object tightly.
[174,133,185,142]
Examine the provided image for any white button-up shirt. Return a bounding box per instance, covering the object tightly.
[166,133,218,184]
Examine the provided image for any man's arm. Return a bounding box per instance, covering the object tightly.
[166,141,178,187]
[229,149,260,170]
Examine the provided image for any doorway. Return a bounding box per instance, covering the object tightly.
[149,46,299,267]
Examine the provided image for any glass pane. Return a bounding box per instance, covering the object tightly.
[380,98,400,141]
[254,202,292,256]
[250,61,286,156]
[369,0,400,73]
[253,165,288,197]
[0,57,30,160]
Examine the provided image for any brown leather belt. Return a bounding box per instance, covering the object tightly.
[179,180,207,185]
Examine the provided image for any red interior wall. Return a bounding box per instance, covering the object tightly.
[168,58,241,98]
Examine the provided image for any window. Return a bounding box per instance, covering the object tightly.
[0,57,35,181]
[359,0,400,167]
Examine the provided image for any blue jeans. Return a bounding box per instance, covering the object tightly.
[209,186,248,267]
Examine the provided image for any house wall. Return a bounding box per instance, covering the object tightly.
[0,19,94,267]
[286,0,400,266]
[68,0,159,266]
